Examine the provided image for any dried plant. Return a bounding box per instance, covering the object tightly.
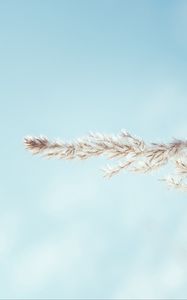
[24,130,187,191]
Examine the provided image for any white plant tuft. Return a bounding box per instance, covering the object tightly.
[24,130,187,191]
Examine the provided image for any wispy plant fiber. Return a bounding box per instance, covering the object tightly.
[24,131,187,191]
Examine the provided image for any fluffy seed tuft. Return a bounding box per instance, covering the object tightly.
[24,131,187,191]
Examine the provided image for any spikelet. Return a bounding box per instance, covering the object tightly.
[24,130,187,191]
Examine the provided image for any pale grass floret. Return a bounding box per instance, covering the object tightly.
[24,130,187,191]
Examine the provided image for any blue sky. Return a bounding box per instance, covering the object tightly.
[1,0,187,298]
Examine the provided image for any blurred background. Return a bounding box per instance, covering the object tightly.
[1,0,187,298]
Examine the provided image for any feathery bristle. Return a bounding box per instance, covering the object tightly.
[24,131,187,191]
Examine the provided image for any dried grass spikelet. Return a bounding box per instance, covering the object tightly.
[24,130,187,191]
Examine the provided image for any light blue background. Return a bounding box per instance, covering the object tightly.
[1,0,187,298]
